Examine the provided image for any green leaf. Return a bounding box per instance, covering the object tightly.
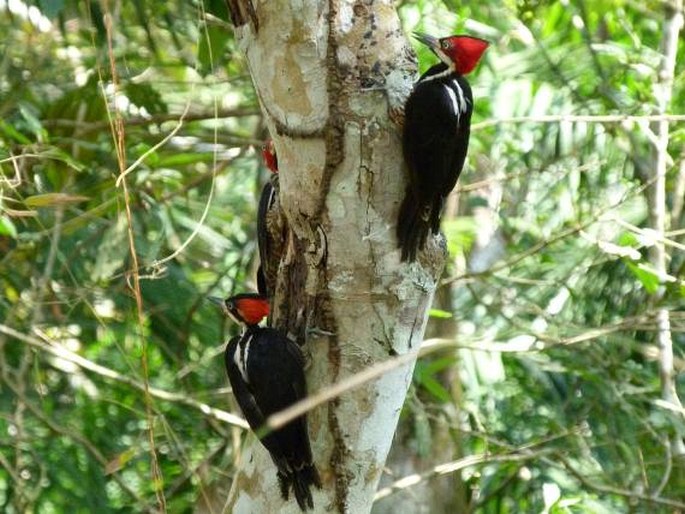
[429,308,453,319]
[422,357,456,375]
[625,261,660,294]
[414,361,453,403]
[157,153,218,167]
[18,102,46,141]
[0,216,17,238]
[419,374,452,402]
[0,119,31,144]
[442,216,477,256]
[124,83,168,115]
[617,231,639,247]
[197,25,230,76]
[38,147,86,172]
[24,193,90,208]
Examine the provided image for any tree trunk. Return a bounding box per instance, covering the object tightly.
[222,2,444,512]
[373,284,469,514]
[649,0,685,457]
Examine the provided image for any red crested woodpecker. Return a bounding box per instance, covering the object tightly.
[256,140,286,299]
[209,293,321,510]
[397,33,488,261]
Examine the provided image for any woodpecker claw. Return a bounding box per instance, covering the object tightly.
[388,106,405,128]
[307,327,336,337]
[310,224,327,266]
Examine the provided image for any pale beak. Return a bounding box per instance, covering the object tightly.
[207,296,224,307]
[413,31,440,53]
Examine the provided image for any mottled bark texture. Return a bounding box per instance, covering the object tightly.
[223,1,445,512]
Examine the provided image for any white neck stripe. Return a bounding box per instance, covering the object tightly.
[443,84,460,120]
[420,66,454,83]
[234,333,252,383]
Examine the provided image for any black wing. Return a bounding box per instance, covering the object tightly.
[402,74,473,198]
[246,329,313,469]
[224,335,286,465]
[225,336,264,429]
[257,181,274,270]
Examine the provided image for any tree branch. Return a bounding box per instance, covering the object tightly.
[472,113,685,131]
[0,324,248,429]
[649,0,685,457]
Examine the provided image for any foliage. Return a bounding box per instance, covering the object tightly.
[392,0,685,512]
[0,0,683,512]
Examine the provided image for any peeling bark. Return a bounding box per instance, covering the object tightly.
[222,1,444,513]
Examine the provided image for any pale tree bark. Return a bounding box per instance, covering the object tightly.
[373,283,468,514]
[650,0,685,457]
[222,1,445,512]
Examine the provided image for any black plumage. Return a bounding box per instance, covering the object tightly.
[396,32,488,262]
[225,327,321,510]
[256,175,286,299]
[397,63,474,261]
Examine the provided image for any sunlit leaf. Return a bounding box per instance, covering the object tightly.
[24,193,90,207]
[429,308,453,319]
[198,25,231,76]
[0,216,17,238]
[104,448,137,475]
[0,119,31,144]
[625,261,660,294]
[442,216,476,256]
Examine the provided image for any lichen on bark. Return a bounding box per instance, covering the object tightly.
[222,2,443,513]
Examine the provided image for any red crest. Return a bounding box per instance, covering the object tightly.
[261,140,279,174]
[439,35,489,75]
[235,296,270,325]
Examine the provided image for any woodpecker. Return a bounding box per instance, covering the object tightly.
[262,138,279,174]
[256,140,286,299]
[209,293,321,511]
[397,33,488,261]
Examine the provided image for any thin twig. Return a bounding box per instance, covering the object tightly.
[373,451,542,501]
[0,373,144,505]
[41,107,260,130]
[556,454,685,509]
[472,113,685,131]
[649,0,685,457]
[442,175,657,286]
[101,5,166,509]
[0,324,248,429]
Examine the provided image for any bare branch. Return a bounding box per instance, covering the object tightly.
[0,324,248,429]
[555,454,685,509]
[649,0,685,457]
[374,451,542,502]
[472,113,685,131]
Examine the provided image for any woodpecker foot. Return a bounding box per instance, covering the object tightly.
[308,224,327,266]
[307,327,336,337]
[388,106,405,129]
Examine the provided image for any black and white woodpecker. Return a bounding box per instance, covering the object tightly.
[208,293,321,511]
[397,33,489,261]
[256,140,286,299]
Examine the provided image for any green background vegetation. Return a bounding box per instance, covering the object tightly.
[0,0,683,512]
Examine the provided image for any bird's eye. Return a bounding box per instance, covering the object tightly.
[441,40,450,49]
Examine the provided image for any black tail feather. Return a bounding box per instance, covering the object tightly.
[291,464,321,511]
[277,471,290,501]
[397,192,432,262]
[275,465,321,511]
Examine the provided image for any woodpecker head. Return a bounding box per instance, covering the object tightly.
[208,293,270,327]
[261,139,279,174]
[413,32,489,75]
